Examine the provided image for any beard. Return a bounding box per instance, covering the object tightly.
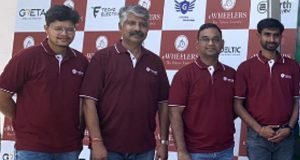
[261,42,280,52]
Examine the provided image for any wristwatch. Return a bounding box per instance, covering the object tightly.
[281,124,293,131]
[160,140,169,145]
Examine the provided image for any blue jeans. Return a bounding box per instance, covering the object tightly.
[15,150,81,160]
[247,128,294,160]
[189,147,233,160]
[106,150,154,160]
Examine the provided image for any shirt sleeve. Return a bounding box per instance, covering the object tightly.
[168,68,189,107]
[0,53,28,94]
[293,62,300,98]
[79,52,105,101]
[157,59,170,103]
[234,62,248,99]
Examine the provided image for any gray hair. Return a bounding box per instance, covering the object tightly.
[118,5,149,27]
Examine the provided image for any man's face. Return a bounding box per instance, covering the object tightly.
[119,13,149,45]
[196,28,224,57]
[258,28,282,52]
[44,20,76,48]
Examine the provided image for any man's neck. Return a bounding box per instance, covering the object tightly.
[121,41,142,58]
[47,40,67,56]
[261,49,278,60]
[199,55,218,66]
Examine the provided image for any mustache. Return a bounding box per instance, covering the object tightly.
[129,31,145,37]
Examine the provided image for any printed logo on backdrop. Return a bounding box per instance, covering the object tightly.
[257,1,268,14]
[160,31,198,70]
[23,36,35,49]
[221,45,241,56]
[92,6,118,18]
[174,35,189,52]
[18,8,46,20]
[138,0,151,10]
[205,0,250,29]
[85,0,123,31]
[175,0,196,14]
[221,0,236,11]
[51,0,87,31]
[281,0,292,14]
[126,0,164,29]
[82,32,121,61]
[2,153,14,160]
[96,36,109,50]
[218,30,248,70]
[175,0,196,21]
[12,32,45,56]
[63,0,75,9]
[162,0,204,30]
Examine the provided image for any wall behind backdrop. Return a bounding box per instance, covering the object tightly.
[0,0,299,160]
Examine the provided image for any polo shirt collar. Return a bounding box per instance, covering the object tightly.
[113,40,149,56]
[256,51,285,64]
[41,39,77,58]
[194,57,226,71]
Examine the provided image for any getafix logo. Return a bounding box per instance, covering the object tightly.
[92,6,118,18]
[96,36,108,50]
[23,36,35,49]
[281,0,292,14]
[138,0,151,10]
[221,0,236,11]
[18,8,46,20]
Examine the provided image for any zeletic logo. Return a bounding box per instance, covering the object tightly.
[96,36,108,50]
[23,36,35,49]
[221,0,236,11]
[174,35,189,52]
[138,0,151,10]
[64,0,75,10]
[175,0,196,14]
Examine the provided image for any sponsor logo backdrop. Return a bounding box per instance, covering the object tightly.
[1,0,299,160]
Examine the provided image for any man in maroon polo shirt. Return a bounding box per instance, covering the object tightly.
[234,18,299,160]
[80,5,170,160]
[0,5,88,160]
[168,23,236,160]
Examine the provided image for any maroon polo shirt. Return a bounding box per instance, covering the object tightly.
[80,40,170,153]
[0,39,88,152]
[235,52,300,125]
[168,57,236,153]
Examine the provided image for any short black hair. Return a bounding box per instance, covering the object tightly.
[45,5,80,26]
[257,18,284,34]
[197,23,222,39]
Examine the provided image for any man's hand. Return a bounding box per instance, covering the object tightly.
[258,125,279,139]
[268,128,291,143]
[91,142,108,160]
[177,151,191,160]
[155,144,168,160]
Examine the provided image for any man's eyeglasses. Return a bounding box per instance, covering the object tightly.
[199,37,222,44]
[51,26,76,34]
